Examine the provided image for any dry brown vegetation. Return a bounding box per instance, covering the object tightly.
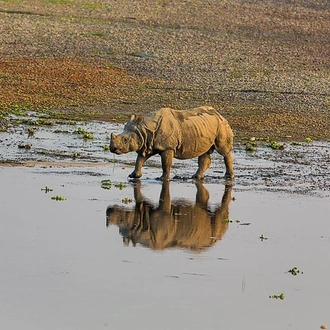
[0,0,329,140]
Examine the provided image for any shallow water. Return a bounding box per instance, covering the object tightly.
[0,114,329,329]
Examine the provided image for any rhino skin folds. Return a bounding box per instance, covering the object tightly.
[110,106,234,180]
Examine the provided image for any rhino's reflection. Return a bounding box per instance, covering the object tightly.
[106,181,232,251]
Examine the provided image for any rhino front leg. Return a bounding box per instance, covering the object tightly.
[193,153,211,180]
[129,154,151,178]
[159,150,174,181]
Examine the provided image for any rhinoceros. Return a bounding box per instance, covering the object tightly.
[110,106,234,180]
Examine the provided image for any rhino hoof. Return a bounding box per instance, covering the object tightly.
[129,172,141,179]
[225,172,235,179]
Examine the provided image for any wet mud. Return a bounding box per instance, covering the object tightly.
[1,113,329,329]
[1,112,330,195]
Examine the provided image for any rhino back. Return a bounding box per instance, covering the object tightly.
[140,107,231,158]
[172,108,228,158]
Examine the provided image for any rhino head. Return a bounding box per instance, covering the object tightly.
[110,114,144,155]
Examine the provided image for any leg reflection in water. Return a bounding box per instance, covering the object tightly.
[106,181,232,252]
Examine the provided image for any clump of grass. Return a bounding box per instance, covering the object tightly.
[305,137,313,143]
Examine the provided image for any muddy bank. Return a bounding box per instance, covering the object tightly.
[1,112,330,195]
[1,0,330,140]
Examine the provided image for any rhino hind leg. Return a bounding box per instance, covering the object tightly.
[193,153,211,180]
[223,152,235,179]
[214,139,235,179]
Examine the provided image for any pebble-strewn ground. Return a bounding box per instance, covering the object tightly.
[0,0,330,141]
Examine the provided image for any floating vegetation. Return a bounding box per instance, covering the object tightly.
[51,196,66,201]
[71,152,81,159]
[27,128,35,137]
[269,293,285,300]
[267,141,285,150]
[245,142,256,152]
[75,127,94,139]
[55,120,77,125]
[223,219,240,223]
[103,145,110,151]
[122,197,133,204]
[20,118,54,126]
[115,182,127,190]
[41,186,53,193]
[101,179,112,190]
[305,137,313,143]
[259,234,268,241]
[288,266,303,276]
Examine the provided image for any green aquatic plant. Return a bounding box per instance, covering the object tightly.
[288,266,303,276]
[115,182,127,190]
[76,127,94,139]
[51,196,66,201]
[122,197,133,204]
[101,179,112,190]
[305,137,313,143]
[41,186,53,193]
[71,152,81,159]
[269,293,285,300]
[27,128,35,137]
[267,140,285,150]
[245,142,256,152]
[259,234,268,241]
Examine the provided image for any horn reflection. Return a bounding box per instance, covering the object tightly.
[106,181,232,252]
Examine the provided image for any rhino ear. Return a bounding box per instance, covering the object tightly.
[128,114,136,123]
[128,114,143,124]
